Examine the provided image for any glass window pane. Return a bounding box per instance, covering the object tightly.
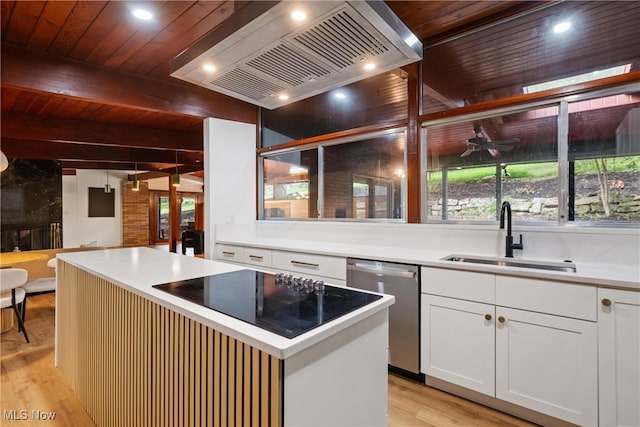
[263,149,318,219]
[158,196,169,240]
[324,132,405,220]
[180,197,196,231]
[569,91,640,222]
[421,2,639,114]
[262,72,407,147]
[425,107,558,222]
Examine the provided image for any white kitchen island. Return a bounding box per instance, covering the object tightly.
[55,247,394,427]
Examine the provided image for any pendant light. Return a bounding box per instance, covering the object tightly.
[172,150,181,187]
[132,162,140,191]
[104,169,112,193]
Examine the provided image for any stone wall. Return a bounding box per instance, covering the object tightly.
[429,191,640,220]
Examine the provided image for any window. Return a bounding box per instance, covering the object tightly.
[568,91,640,222]
[424,85,640,226]
[261,72,407,147]
[263,149,318,219]
[425,107,558,222]
[260,129,406,221]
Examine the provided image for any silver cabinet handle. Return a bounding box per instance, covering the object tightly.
[248,255,264,261]
[291,260,320,269]
[222,251,235,256]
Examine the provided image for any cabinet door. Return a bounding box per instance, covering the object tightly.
[598,288,640,427]
[495,307,597,426]
[214,244,244,263]
[421,294,495,396]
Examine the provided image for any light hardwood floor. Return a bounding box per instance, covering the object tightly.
[1,293,536,427]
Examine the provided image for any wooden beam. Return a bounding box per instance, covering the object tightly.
[1,138,202,164]
[1,111,202,151]
[1,42,258,123]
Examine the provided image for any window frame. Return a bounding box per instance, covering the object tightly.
[420,81,640,227]
[258,127,408,222]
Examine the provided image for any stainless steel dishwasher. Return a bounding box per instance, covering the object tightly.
[347,258,421,377]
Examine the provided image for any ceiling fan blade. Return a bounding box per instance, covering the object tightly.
[482,142,514,151]
[487,148,501,159]
[460,148,475,157]
[497,137,520,144]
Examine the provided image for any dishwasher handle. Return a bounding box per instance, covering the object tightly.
[347,263,417,279]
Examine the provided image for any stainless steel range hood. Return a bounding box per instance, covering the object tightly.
[170,1,422,110]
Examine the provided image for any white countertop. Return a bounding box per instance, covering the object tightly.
[217,237,640,291]
[56,247,395,359]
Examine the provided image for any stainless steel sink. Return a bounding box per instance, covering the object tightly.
[442,254,577,273]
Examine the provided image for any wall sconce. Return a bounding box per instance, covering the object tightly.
[173,151,181,187]
[132,162,140,191]
[104,170,112,193]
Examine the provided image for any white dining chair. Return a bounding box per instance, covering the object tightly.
[21,257,57,321]
[0,268,30,343]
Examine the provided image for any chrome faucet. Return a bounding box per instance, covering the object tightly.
[499,201,523,258]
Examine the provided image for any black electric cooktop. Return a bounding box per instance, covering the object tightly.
[153,269,382,339]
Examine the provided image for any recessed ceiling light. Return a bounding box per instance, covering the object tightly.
[132,8,153,21]
[363,63,376,71]
[291,10,307,22]
[553,21,571,34]
[202,63,216,73]
[278,94,289,101]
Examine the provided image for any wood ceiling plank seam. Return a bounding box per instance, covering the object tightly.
[27,1,76,51]
[122,0,233,76]
[36,96,66,116]
[47,1,108,57]
[0,0,17,40]
[0,86,20,110]
[2,0,45,46]
[142,1,237,78]
[102,1,194,69]
[68,1,129,62]
[24,93,51,115]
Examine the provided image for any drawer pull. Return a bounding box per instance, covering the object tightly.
[290,260,320,269]
[484,314,492,321]
[602,298,612,307]
[222,251,235,257]
[248,255,264,261]
[498,316,506,324]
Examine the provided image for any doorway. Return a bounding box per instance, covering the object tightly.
[149,191,203,245]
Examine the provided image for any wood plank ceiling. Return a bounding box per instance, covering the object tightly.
[1,1,638,174]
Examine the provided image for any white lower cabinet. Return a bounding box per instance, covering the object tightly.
[421,294,495,395]
[214,243,346,285]
[421,267,598,426]
[495,307,598,426]
[597,288,640,427]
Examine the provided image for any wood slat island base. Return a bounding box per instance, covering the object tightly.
[54,247,393,427]
[57,262,282,427]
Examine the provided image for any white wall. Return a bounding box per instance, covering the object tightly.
[62,169,125,248]
[203,118,257,258]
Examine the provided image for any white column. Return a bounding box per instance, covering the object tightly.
[203,118,257,259]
